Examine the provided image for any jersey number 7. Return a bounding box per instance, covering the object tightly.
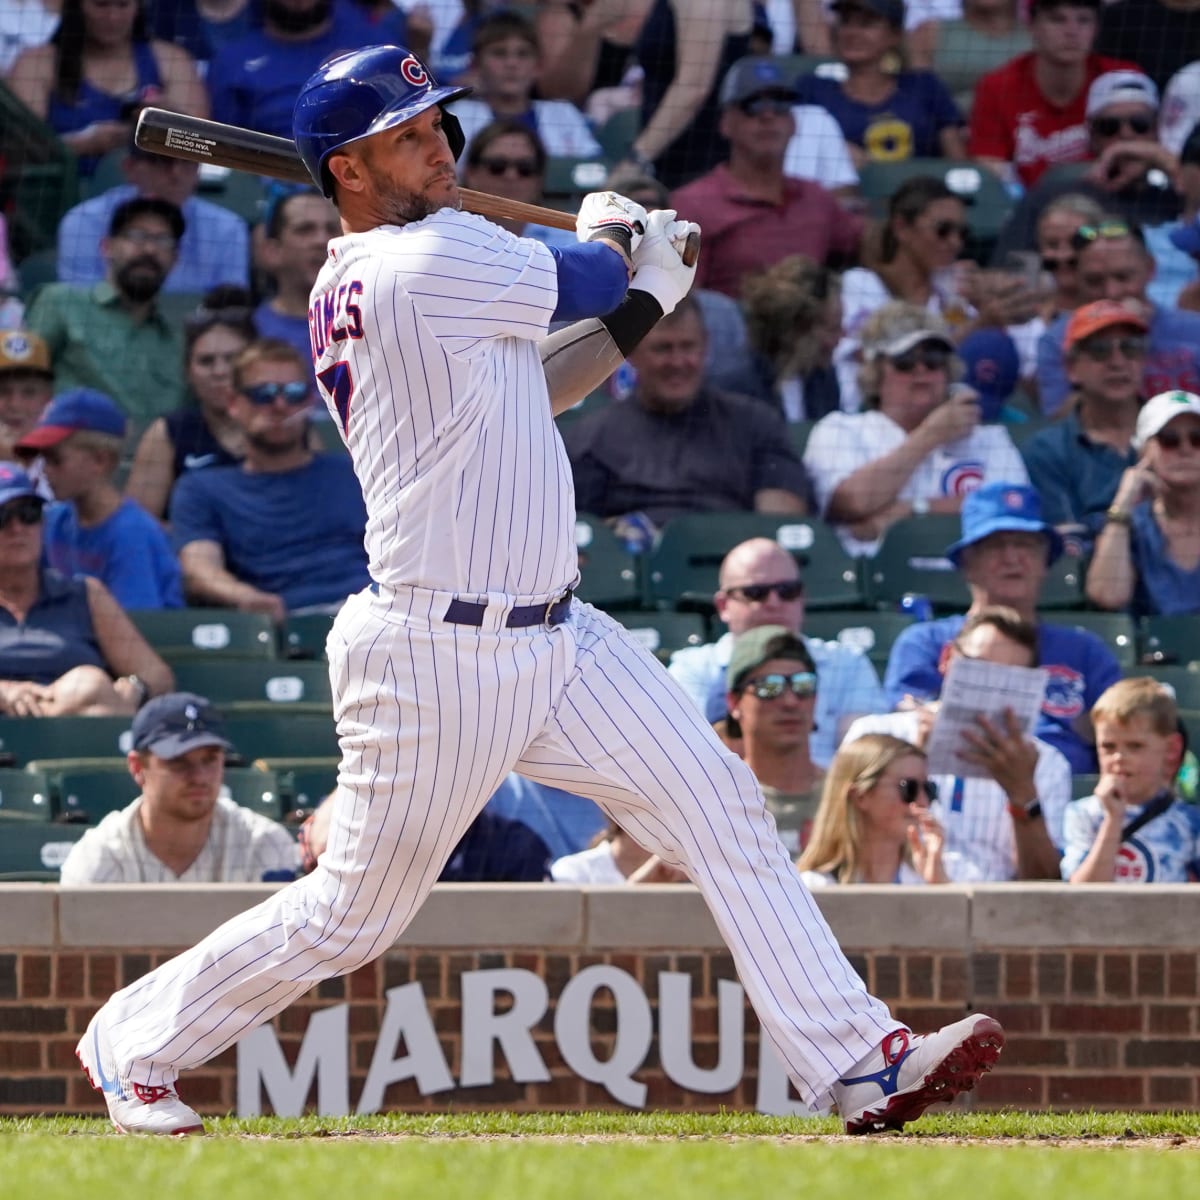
[317,362,355,433]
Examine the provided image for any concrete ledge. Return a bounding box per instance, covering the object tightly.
[583,885,723,948]
[400,884,585,947]
[811,885,971,950]
[970,883,1200,947]
[0,885,56,946]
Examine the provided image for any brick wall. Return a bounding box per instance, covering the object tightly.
[1,884,1198,1117]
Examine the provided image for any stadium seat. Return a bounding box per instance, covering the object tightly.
[544,155,610,203]
[0,820,86,881]
[53,765,139,823]
[1071,773,1099,801]
[1036,554,1085,610]
[614,611,709,663]
[309,420,347,453]
[0,716,133,768]
[787,421,815,459]
[866,515,969,612]
[128,608,278,660]
[596,107,640,161]
[1141,615,1200,668]
[256,757,339,811]
[774,53,846,80]
[169,659,332,711]
[1057,612,1138,670]
[225,713,340,763]
[646,513,865,611]
[221,766,286,821]
[15,247,58,301]
[801,610,916,674]
[0,768,54,820]
[283,613,337,660]
[1142,666,1200,710]
[574,514,642,609]
[199,166,266,225]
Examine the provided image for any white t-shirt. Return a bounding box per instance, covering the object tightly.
[0,0,57,73]
[801,407,1030,556]
[450,98,604,163]
[59,795,301,884]
[841,710,1071,883]
[800,861,927,888]
[549,840,625,884]
[783,105,859,189]
[1159,62,1200,157]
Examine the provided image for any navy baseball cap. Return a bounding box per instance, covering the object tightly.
[718,56,795,108]
[946,483,1064,566]
[832,0,906,27]
[0,461,42,507]
[131,692,234,760]
[16,388,127,452]
[1170,213,1200,258]
[958,329,1020,422]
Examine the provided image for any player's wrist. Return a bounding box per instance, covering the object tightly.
[630,264,687,315]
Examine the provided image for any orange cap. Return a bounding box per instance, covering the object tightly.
[1063,300,1149,352]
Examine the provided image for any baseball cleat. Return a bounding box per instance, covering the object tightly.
[832,1013,1005,1134]
[76,1012,204,1136]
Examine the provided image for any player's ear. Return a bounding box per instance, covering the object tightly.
[327,150,367,197]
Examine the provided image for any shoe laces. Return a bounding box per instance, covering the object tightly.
[881,1028,910,1066]
[131,1083,175,1105]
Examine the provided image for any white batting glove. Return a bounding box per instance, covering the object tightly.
[575,190,647,255]
[630,208,700,315]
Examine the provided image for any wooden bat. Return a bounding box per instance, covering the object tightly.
[134,108,700,267]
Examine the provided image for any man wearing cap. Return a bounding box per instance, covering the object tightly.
[1021,299,1146,546]
[970,0,1137,189]
[670,57,863,300]
[25,196,187,426]
[884,481,1122,773]
[59,692,300,885]
[723,625,825,856]
[1087,389,1200,616]
[0,329,54,484]
[669,537,886,767]
[15,389,183,611]
[56,134,250,294]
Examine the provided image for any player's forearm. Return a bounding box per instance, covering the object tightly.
[548,243,631,322]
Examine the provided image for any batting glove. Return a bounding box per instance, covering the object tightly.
[630,208,700,315]
[575,190,647,257]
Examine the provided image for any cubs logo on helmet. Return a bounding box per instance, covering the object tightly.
[400,55,428,86]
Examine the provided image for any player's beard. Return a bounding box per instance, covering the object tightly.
[375,178,452,226]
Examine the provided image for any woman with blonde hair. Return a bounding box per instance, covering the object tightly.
[797,733,948,887]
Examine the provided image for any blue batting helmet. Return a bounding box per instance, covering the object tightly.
[293,45,471,198]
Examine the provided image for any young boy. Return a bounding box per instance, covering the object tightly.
[1062,677,1200,882]
[448,9,604,162]
[16,388,183,610]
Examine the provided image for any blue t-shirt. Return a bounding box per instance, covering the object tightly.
[884,614,1122,774]
[1128,500,1200,617]
[168,454,370,612]
[43,499,183,611]
[209,4,387,137]
[794,71,962,160]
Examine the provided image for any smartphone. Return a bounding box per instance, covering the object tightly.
[1003,250,1043,291]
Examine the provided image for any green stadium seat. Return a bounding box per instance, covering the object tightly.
[1143,666,1200,710]
[1002,418,1050,448]
[801,610,916,674]
[596,107,640,161]
[53,764,139,823]
[574,514,642,609]
[225,713,340,763]
[787,421,815,458]
[866,515,968,612]
[256,757,339,811]
[614,611,709,663]
[0,716,132,768]
[127,608,277,660]
[1057,612,1138,670]
[1141,615,1200,667]
[646,513,865,612]
[221,766,286,821]
[0,820,86,881]
[0,768,54,820]
[198,166,266,224]
[283,613,337,660]
[169,659,332,711]
[773,53,845,81]
[1071,773,1099,801]
[309,420,348,453]
[15,247,58,301]
[1036,553,1086,610]
[544,156,610,202]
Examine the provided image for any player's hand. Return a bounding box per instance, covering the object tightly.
[575,190,647,257]
[629,208,700,316]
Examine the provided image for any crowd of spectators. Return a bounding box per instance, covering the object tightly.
[3,0,1200,886]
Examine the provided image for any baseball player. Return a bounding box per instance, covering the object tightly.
[77,45,1004,1136]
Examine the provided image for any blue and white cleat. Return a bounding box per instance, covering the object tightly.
[832,1013,1005,1134]
[76,1012,204,1136]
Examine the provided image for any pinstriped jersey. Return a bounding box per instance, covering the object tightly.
[307,208,575,600]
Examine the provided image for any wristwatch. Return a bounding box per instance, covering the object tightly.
[1008,798,1043,823]
[123,674,150,709]
[1105,505,1132,527]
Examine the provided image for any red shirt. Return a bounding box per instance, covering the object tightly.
[670,166,863,299]
[968,53,1138,187]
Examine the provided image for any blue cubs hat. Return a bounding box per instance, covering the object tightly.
[131,692,234,760]
[0,461,42,507]
[957,329,1020,422]
[16,388,127,452]
[718,56,795,108]
[945,482,1064,566]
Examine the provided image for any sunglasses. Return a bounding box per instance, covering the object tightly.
[723,580,805,603]
[1076,335,1147,362]
[1090,114,1153,138]
[1041,253,1077,273]
[1156,427,1200,451]
[0,497,43,529]
[738,93,794,117]
[895,777,938,805]
[476,156,539,179]
[1072,220,1131,251]
[890,345,951,373]
[931,220,968,241]
[742,671,817,701]
[241,381,310,406]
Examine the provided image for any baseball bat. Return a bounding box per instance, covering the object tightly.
[134,108,700,267]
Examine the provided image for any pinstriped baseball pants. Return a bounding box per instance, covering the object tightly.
[98,586,898,1108]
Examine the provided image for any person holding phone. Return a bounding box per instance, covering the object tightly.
[1086,389,1200,615]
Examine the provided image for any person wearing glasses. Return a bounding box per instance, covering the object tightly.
[25,197,187,426]
[797,733,950,886]
[848,606,1069,881]
[168,338,370,624]
[804,301,1028,557]
[1020,300,1147,550]
[0,461,172,717]
[670,56,864,301]
[669,536,886,767]
[1087,390,1200,616]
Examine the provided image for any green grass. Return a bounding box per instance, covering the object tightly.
[3,1112,1199,1200]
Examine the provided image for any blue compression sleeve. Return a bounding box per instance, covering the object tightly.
[548,242,629,322]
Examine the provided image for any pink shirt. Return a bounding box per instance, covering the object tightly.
[671,166,863,298]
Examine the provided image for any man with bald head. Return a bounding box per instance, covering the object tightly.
[668,537,886,766]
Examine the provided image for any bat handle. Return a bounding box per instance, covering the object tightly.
[681,231,700,269]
